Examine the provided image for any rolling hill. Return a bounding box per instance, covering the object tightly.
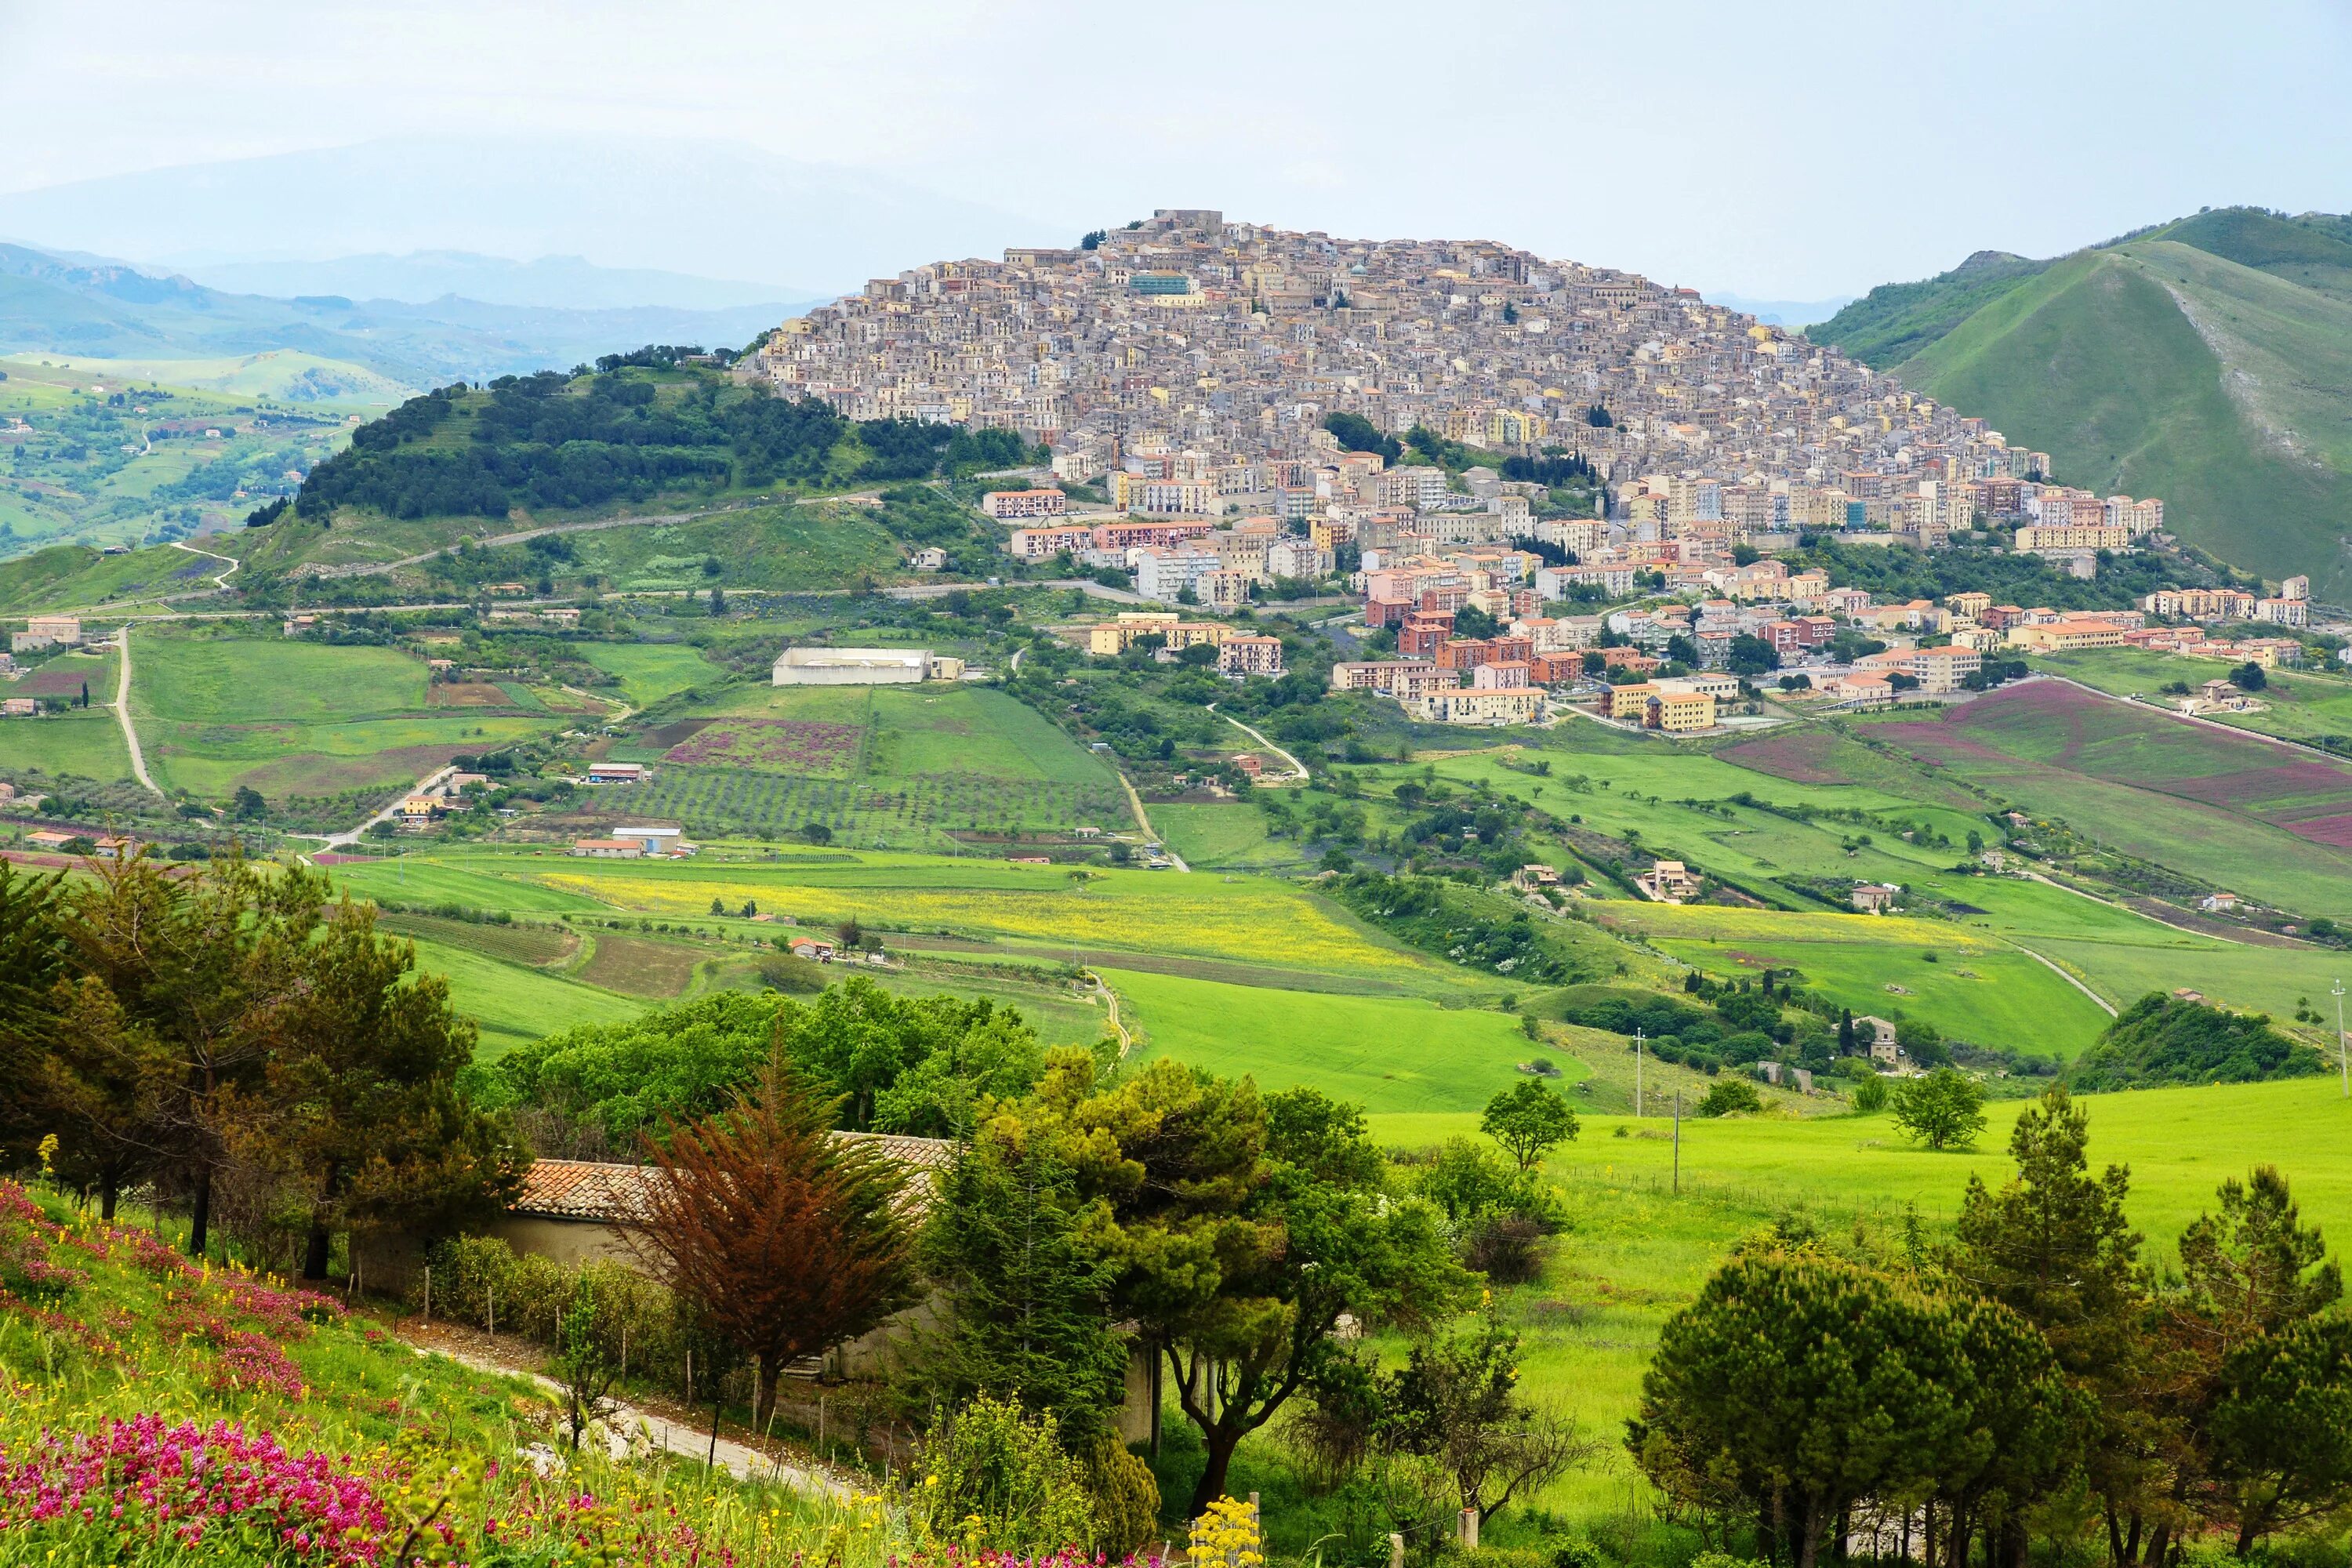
[0,241,801,390]
[1811,209,2352,600]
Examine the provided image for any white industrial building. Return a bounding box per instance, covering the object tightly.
[771,648,964,686]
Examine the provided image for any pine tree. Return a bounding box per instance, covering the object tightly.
[919,1139,1127,1439]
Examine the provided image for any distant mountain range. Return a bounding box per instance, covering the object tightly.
[1809,208,2352,601]
[0,241,813,393]
[176,252,823,314]
[0,134,1072,296]
[1700,292,1853,328]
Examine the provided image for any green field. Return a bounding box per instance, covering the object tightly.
[126,626,573,799]
[1858,681,2352,915]
[571,503,908,592]
[1112,967,1561,1111]
[402,934,644,1056]
[0,706,132,781]
[576,640,728,707]
[1150,803,1312,872]
[2042,648,2352,746]
[1637,921,2117,1053]
[331,846,1465,989]
[1364,1073,2352,1513]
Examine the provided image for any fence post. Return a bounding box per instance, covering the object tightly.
[422,1265,431,1325]
[488,1286,495,1338]
[1457,1508,1479,1550]
[1388,1534,1405,1568]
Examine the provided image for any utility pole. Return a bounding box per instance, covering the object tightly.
[2335,980,2348,1099]
[1635,1027,1645,1117]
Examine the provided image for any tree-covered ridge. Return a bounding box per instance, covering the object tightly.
[2071,993,2322,1091]
[289,357,1044,524]
[1791,539,2217,611]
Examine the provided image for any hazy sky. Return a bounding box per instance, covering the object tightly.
[4,0,2349,299]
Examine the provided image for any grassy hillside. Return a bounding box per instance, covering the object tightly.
[1811,208,2352,598]
[1799,250,2051,367]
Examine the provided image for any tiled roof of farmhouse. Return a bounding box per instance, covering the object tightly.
[510,1133,960,1222]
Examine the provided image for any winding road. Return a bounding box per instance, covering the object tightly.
[169,539,240,591]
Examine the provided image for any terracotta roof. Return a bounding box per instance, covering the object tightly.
[510,1132,960,1223]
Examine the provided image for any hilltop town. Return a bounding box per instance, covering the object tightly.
[742,209,2316,734]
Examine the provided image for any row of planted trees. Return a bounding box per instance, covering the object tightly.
[1632,1089,2352,1567]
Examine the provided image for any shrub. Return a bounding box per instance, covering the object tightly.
[1693,1080,1762,1118]
[911,1394,1099,1555]
[1853,1076,1890,1114]
[1461,1210,1548,1284]
[1080,1432,1161,1555]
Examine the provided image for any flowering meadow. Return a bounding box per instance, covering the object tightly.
[0,1179,1012,1568]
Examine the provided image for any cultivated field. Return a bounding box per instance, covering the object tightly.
[599,684,1127,848]
[1860,680,2352,910]
[127,627,573,799]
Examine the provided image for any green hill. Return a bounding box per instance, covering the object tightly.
[1812,208,2352,599]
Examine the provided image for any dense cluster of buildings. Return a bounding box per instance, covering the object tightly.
[755,209,2055,524]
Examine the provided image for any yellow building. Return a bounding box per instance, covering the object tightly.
[2008,617,2127,652]
[1486,408,1549,445]
[1083,612,1231,656]
[1606,683,1715,730]
[1606,684,1659,720]
[1650,690,1717,731]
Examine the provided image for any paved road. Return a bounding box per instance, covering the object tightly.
[111,624,163,797]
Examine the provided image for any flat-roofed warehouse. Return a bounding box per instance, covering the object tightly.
[771,647,963,685]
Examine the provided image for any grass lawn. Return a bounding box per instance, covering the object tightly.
[1111,967,1559,1112]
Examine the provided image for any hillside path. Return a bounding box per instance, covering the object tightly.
[111,624,162,797]
[1115,771,1188,871]
[1081,967,1134,1058]
[2004,938,2119,1018]
[398,1327,847,1496]
[306,500,761,580]
[1207,704,1309,783]
[169,538,240,590]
